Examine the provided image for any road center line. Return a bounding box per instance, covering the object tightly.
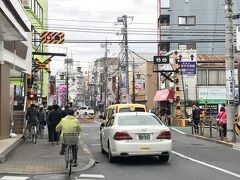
[172,151,240,178]
[171,127,186,134]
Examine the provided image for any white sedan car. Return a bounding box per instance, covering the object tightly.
[100,112,172,163]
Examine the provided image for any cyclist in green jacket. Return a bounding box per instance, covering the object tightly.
[56,108,80,167]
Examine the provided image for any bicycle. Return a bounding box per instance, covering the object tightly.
[63,133,79,176]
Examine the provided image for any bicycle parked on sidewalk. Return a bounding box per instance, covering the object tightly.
[63,133,79,176]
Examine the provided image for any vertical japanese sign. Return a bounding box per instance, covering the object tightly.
[178,50,197,76]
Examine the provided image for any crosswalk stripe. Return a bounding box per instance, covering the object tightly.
[0,176,29,180]
[78,174,105,179]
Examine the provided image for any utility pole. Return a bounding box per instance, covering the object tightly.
[66,58,69,106]
[101,41,111,112]
[117,15,133,103]
[225,0,235,141]
[132,57,136,103]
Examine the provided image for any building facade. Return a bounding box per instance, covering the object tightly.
[157,0,239,117]
[0,0,32,139]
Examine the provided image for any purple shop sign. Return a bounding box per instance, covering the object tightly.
[179,61,196,75]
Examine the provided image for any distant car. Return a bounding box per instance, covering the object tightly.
[100,112,172,163]
[76,106,94,115]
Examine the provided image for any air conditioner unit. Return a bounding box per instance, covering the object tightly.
[22,0,30,8]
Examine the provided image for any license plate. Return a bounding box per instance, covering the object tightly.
[138,133,150,140]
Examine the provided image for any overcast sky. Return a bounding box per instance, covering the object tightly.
[47,0,158,74]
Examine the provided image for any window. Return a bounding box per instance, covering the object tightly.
[32,27,42,51]
[197,70,207,85]
[208,70,226,85]
[159,42,170,53]
[178,43,196,50]
[161,0,170,8]
[178,16,196,26]
[30,0,43,23]
[197,69,226,85]
[159,15,170,26]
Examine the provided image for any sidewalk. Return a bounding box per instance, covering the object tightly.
[0,133,95,174]
[171,125,240,150]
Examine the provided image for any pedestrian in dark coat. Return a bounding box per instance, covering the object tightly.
[48,104,63,144]
[23,104,39,137]
[46,105,53,141]
[192,105,201,133]
[38,107,46,139]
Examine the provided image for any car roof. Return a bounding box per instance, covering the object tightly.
[107,103,146,108]
[114,112,154,117]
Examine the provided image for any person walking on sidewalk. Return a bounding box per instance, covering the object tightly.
[48,104,63,145]
[38,107,46,139]
[23,104,39,138]
[192,105,200,133]
[217,106,227,138]
[56,108,81,167]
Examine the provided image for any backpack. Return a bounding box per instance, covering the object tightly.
[50,110,62,126]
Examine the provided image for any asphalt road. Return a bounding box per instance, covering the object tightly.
[80,119,240,180]
[1,119,240,180]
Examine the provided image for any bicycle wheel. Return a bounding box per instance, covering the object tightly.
[32,133,37,144]
[68,148,73,176]
[65,147,69,169]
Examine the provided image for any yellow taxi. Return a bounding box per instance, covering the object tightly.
[100,103,146,125]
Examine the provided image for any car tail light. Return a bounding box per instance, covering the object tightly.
[113,132,133,140]
[157,130,171,140]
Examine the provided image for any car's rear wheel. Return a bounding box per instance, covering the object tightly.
[108,143,115,163]
[100,136,105,153]
[158,155,169,162]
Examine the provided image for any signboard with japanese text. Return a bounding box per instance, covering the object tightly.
[179,62,196,75]
[198,87,226,104]
[177,50,197,76]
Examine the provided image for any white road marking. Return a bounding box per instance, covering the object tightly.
[172,151,240,178]
[94,121,101,125]
[171,127,186,134]
[0,176,29,180]
[78,174,105,179]
[91,143,100,146]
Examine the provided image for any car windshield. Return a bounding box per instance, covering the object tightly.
[119,107,145,112]
[117,115,163,126]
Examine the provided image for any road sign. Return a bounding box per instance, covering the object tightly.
[40,32,65,44]
[153,55,169,64]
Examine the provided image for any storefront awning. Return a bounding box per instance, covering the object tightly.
[153,88,174,101]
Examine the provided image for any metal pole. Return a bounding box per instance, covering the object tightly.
[66,58,69,106]
[225,0,235,141]
[132,57,135,103]
[123,15,129,103]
